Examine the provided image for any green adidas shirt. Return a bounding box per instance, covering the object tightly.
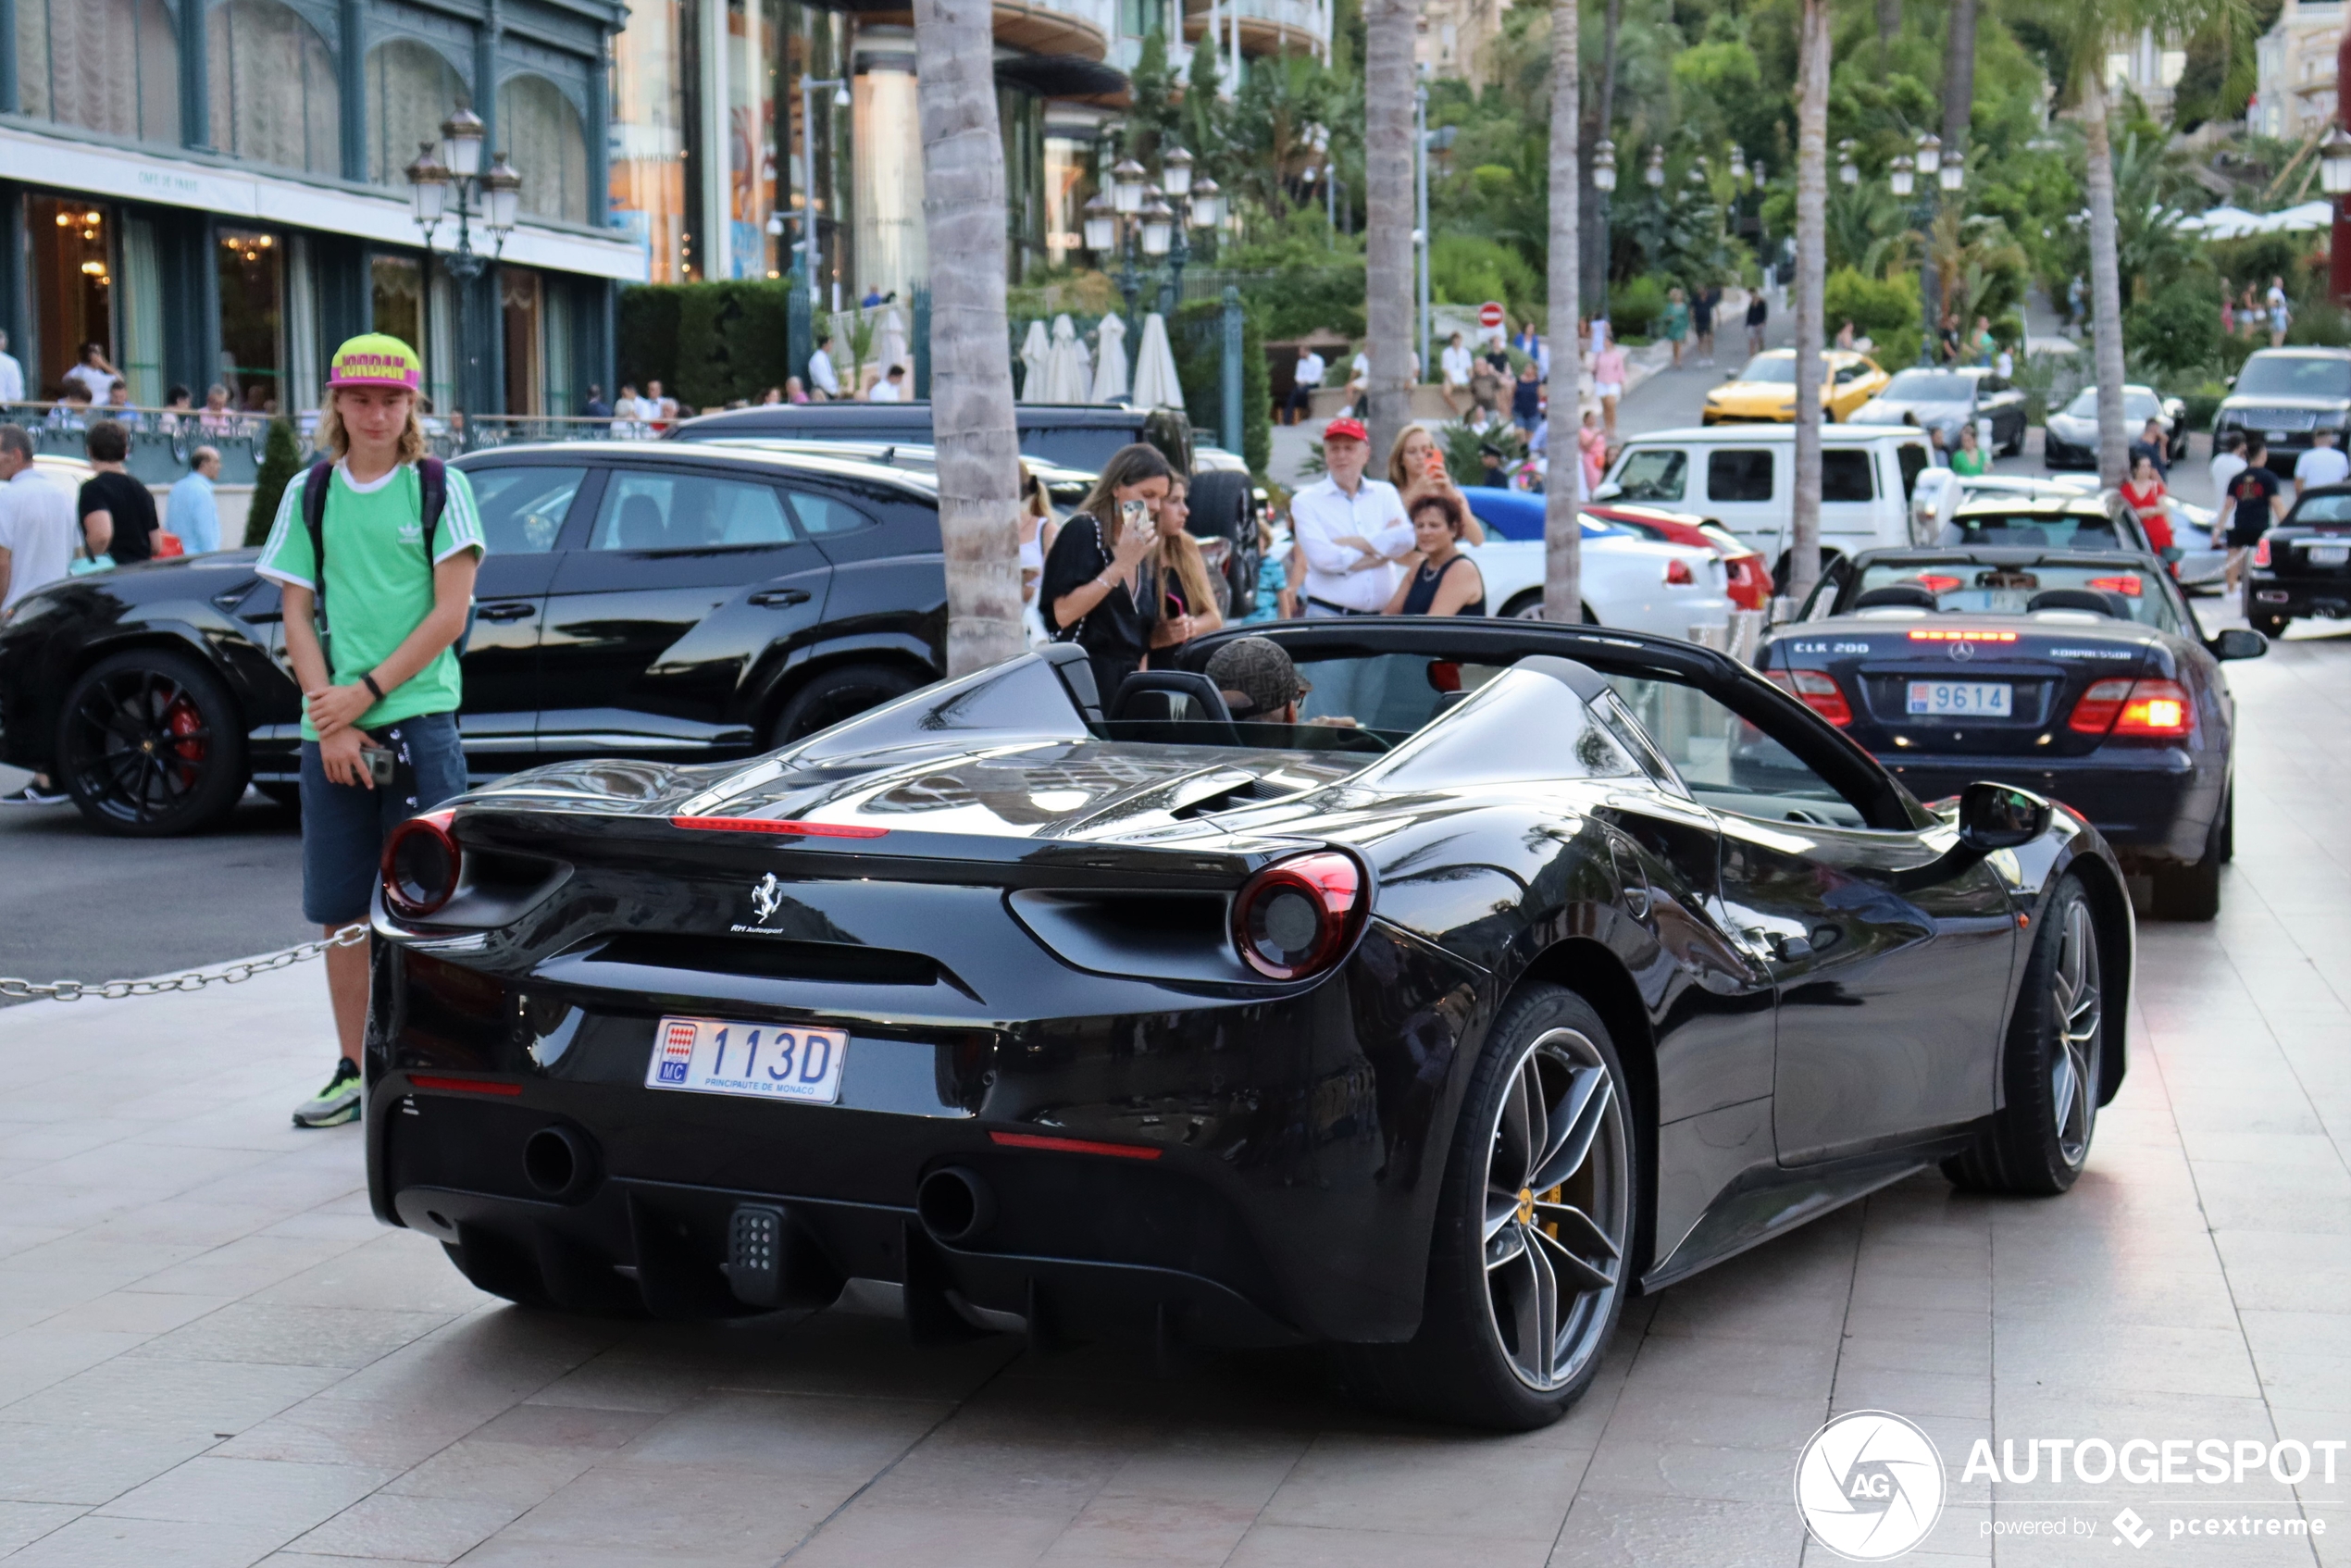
[255,461,486,740]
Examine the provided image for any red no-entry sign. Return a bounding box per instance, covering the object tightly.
[1478,301,1505,330]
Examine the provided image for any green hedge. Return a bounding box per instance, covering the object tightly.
[618,281,791,408]
[245,417,302,548]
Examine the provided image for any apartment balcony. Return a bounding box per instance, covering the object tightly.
[1181,0,1329,60]
[994,0,1117,62]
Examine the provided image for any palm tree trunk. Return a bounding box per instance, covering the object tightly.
[1545,0,1581,623]
[1362,0,1416,456]
[1940,0,1979,155]
[1579,0,1623,304]
[2083,69,2128,487]
[1789,0,1829,602]
[914,0,1024,675]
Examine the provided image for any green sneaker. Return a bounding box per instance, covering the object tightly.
[292,1059,362,1127]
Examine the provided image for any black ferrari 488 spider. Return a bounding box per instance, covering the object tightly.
[366,618,2132,1429]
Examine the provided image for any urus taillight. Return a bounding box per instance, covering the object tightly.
[2253,537,2272,568]
[1232,851,1367,980]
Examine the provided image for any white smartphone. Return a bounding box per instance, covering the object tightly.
[1119,498,1149,533]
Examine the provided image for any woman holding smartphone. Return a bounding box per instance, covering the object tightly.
[1141,476,1225,666]
[1384,424,1486,543]
[1043,442,1174,703]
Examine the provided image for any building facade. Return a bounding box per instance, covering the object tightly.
[609,0,1327,305]
[0,0,642,419]
[1414,0,1499,89]
[2254,0,2344,142]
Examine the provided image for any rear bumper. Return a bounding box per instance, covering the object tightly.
[2245,574,2351,621]
[364,919,1486,1348]
[1886,748,2219,865]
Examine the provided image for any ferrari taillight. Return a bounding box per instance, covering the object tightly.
[382,809,461,919]
[1232,851,1366,980]
[2068,678,2192,739]
[2254,537,2272,567]
[1765,668,1852,727]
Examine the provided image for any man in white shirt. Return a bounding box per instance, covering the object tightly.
[0,330,23,405]
[1440,333,1474,416]
[808,337,842,400]
[1290,417,1412,615]
[61,343,117,404]
[2208,431,2247,533]
[0,424,81,805]
[869,365,906,403]
[1287,348,1325,425]
[2295,427,2349,497]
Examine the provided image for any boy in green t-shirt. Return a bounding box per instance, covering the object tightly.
[255,334,485,1126]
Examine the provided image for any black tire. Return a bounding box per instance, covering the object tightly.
[1501,591,1597,625]
[2220,787,2233,864]
[765,662,922,749]
[1187,470,1259,617]
[1335,984,1638,1430]
[1944,876,2106,1196]
[56,648,250,837]
[2149,806,2224,921]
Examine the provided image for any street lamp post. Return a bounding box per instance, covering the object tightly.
[404,109,523,426]
[1908,132,1943,367]
[793,76,852,303]
[1592,139,1617,303]
[1085,146,1217,352]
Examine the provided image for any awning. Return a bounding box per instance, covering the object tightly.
[995,54,1130,99]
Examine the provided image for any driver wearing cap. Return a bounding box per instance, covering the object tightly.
[1291,417,1414,616]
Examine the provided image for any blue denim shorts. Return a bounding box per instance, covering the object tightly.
[299,710,467,925]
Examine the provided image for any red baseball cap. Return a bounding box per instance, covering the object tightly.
[1325,417,1369,443]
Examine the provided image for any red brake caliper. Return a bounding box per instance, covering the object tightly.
[167,696,205,782]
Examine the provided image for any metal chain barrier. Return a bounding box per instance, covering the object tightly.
[0,923,368,1003]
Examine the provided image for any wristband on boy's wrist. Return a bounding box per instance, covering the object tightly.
[361,671,386,702]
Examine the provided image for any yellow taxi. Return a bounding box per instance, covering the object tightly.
[1700,349,1889,424]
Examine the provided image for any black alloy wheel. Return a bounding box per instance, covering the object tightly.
[1337,983,1637,1429]
[1945,876,2105,1195]
[765,662,922,749]
[56,649,249,837]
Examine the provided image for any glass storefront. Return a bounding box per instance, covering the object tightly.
[216,228,284,413]
[29,196,111,403]
[1042,134,1094,272]
[610,0,690,280]
[728,0,783,279]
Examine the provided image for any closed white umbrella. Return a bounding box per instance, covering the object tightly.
[1131,313,1185,412]
[1018,320,1051,402]
[1042,315,1089,402]
[874,308,910,383]
[1091,315,1130,403]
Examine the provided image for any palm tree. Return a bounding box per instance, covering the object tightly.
[1789,0,1830,600]
[914,0,1023,673]
[1544,0,1582,623]
[1362,0,1417,455]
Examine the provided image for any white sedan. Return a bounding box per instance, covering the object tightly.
[1458,490,1733,638]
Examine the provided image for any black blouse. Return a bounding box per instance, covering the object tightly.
[1041,514,1148,696]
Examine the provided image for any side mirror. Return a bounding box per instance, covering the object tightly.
[2211,627,2268,661]
[1956,780,2051,852]
[1591,481,1623,501]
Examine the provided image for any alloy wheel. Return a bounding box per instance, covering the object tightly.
[62,666,214,826]
[2047,895,2101,1169]
[1481,1027,1630,1392]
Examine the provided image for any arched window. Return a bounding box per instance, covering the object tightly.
[497,76,591,226]
[367,39,468,187]
[208,0,340,176]
[16,0,180,143]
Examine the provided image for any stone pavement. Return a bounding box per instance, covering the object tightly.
[6,628,2351,1566]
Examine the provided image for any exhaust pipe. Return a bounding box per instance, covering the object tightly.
[522,1125,596,1201]
[916,1165,996,1244]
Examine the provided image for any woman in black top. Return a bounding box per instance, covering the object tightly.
[1384,492,1486,616]
[1043,442,1173,704]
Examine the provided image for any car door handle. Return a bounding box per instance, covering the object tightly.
[1771,933,1813,963]
[477,602,536,622]
[749,587,812,607]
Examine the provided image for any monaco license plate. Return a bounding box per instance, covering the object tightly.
[1908,680,2012,717]
[644,1015,848,1104]
[2309,544,2349,566]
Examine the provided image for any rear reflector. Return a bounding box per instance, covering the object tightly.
[671,816,889,839]
[989,1130,1163,1161]
[409,1075,524,1097]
